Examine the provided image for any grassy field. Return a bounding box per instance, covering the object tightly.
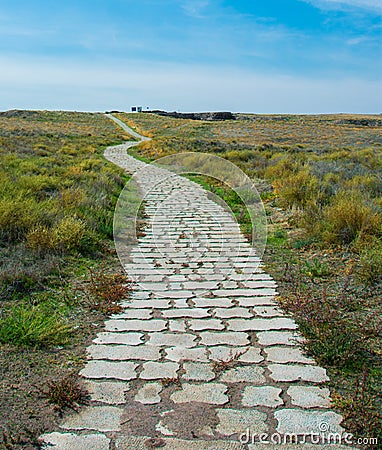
[117,111,382,447]
[0,110,133,449]
[1,110,381,448]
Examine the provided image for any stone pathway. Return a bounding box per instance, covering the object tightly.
[40,117,351,449]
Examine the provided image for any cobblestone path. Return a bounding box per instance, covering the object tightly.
[41,117,350,449]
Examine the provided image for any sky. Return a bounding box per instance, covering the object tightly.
[0,0,381,113]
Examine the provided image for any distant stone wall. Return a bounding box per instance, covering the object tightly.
[145,110,236,121]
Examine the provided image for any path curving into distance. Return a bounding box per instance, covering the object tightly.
[40,115,350,450]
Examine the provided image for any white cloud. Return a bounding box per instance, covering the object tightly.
[181,0,210,18]
[0,55,381,113]
[302,0,382,13]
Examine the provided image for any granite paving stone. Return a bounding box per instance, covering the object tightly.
[134,383,162,404]
[216,409,267,435]
[147,332,197,348]
[165,346,208,362]
[87,344,161,361]
[182,362,216,381]
[265,346,315,364]
[287,386,332,408]
[228,318,298,332]
[200,332,250,346]
[80,361,138,381]
[93,332,143,346]
[61,406,123,432]
[242,386,283,407]
[140,362,180,380]
[171,383,229,405]
[256,331,302,346]
[189,319,225,331]
[104,319,166,332]
[269,364,330,383]
[214,307,253,318]
[84,381,129,404]
[40,432,111,450]
[275,409,344,435]
[220,366,266,384]
[238,347,264,363]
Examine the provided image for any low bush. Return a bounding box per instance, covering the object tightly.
[322,191,381,245]
[356,239,382,285]
[272,168,318,209]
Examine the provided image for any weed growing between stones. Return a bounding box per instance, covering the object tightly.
[84,267,131,314]
[44,373,89,411]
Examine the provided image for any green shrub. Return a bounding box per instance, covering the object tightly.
[356,240,382,285]
[0,305,71,347]
[322,191,381,245]
[26,225,56,251]
[0,196,43,242]
[53,216,86,251]
[272,169,318,209]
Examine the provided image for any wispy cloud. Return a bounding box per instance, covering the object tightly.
[302,0,382,13]
[181,0,210,18]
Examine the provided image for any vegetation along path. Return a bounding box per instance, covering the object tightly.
[40,116,351,450]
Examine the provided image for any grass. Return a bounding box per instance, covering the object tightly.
[0,305,71,347]
[0,110,135,448]
[122,111,382,448]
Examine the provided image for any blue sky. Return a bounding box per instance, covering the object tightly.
[0,0,381,113]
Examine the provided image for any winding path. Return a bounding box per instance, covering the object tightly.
[40,116,349,450]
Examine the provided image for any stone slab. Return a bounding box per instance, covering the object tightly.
[228,318,297,332]
[165,346,208,362]
[238,347,264,363]
[182,362,216,381]
[104,319,166,332]
[170,383,229,405]
[93,332,143,346]
[87,344,161,361]
[216,409,267,435]
[214,307,252,318]
[116,435,244,449]
[148,332,196,348]
[189,319,225,331]
[200,332,250,346]
[242,386,283,407]
[256,331,302,346]
[275,409,344,435]
[163,309,211,318]
[208,346,248,362]
[134,382,162,404]
[61,406,123,432]
[265,346,315,364]
[80,361,138,381]
[220,366,266,384]
[269,364,329,383]
[287,386,332,408]
[140,362,179,380]
[85,381,128,404]
[40,432,110,450]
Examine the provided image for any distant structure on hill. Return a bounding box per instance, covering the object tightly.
[146,110,235,121]
[131,106,143,113]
